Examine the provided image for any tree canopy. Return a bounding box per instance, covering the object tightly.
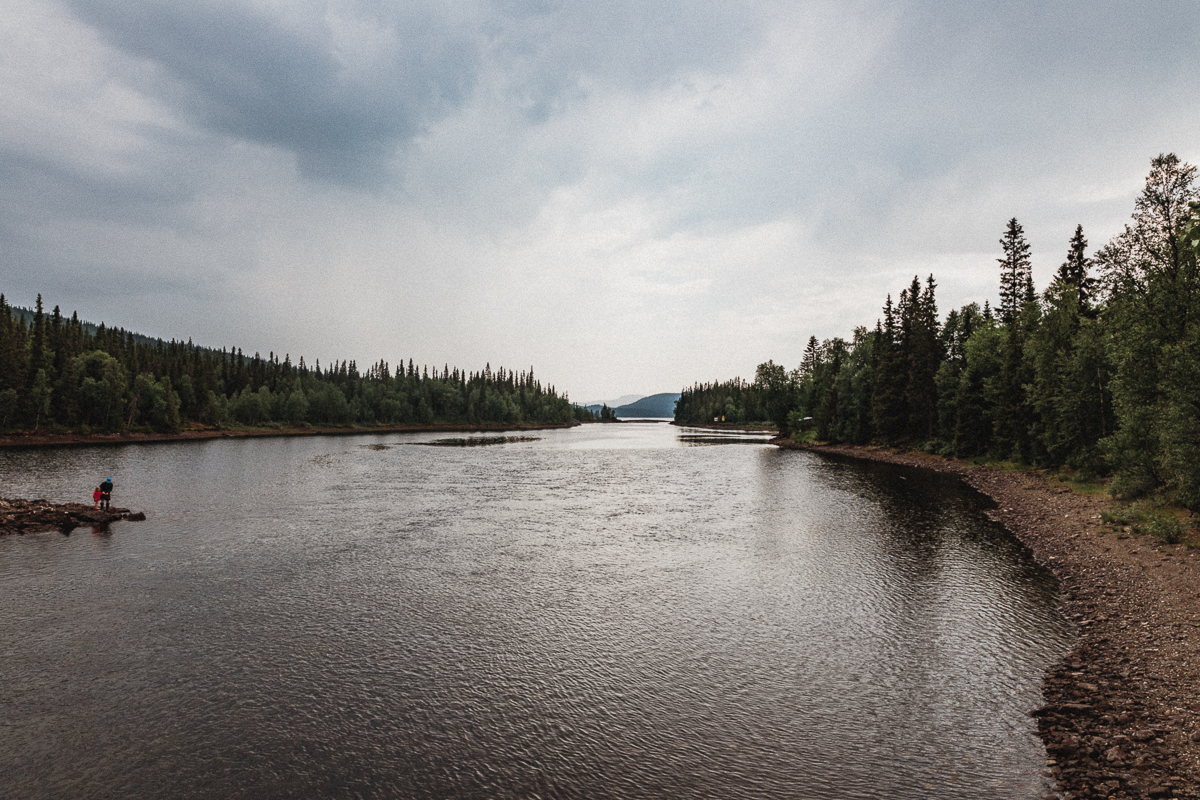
[675,153,1200,510]
[0,297,586,433]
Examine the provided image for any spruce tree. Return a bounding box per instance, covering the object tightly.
[997,218,1033,325]
[870,295,906,440]
[904,275,941,441]
[1096,153,1200,503]
[800,336,821,376]
[1052,224,1094,311]
[29,294,47,384]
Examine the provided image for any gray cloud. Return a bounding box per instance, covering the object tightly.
[63,0,482,185]
[2,0,1199,397]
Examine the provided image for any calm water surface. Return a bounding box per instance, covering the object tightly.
[0,423,1072,799]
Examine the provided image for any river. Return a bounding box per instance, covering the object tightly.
[0,422,1071,798]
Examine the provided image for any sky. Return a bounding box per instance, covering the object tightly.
[2,0,1199,403]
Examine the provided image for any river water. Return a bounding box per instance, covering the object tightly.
[0,423,1071,799]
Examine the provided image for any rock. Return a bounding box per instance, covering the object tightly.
[0,497,146,535]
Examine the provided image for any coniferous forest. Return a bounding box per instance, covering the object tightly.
[676,154,1200,510]
[0,301,589,434]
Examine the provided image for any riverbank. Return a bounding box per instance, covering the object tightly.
[781,440,1200,800]
[0,497,145,535]
[0,422,579,449]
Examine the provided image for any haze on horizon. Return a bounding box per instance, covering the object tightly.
[2,0,1198,401]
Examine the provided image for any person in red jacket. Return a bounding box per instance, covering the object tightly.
[92,486,102,509]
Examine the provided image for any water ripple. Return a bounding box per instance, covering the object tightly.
[0,425,1071,799]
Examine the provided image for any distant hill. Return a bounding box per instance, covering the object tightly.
[614,393,680,418]
[582,394,644,410]
[11,305,172,351]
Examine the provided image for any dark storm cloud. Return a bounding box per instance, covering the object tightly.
[62,0,482,185]
[489,0,763,120]
[56,0,761,188]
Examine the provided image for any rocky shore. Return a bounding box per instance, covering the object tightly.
[781,441,1200,800]
[0,498,146,535]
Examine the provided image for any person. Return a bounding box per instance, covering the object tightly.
[100,477,113,510]
[92,486,102,510]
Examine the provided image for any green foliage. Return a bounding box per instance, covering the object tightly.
[1102,500,1189,544]
[0,298,577,433]
[952,322,1003,456]
[674,377,764,426]
[1145,515,1185,545]
[678,154,1200,516]
[870,296,906,439]
[128,374,181,433]
[998,218,1034,324]
[754,360,799,433]
[0,388,17,428]
[27,369,52,430]
[1096,153,1200,508]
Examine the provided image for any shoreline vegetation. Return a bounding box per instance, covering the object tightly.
[0,295,607,438]
[0,420,579,449]
[675,155,1200,531]
[783,440,1200,800]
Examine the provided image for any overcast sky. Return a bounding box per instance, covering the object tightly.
[2,0,1198,402]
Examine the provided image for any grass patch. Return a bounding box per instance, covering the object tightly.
[1045,468,1111,497]
[1101,498,1197,547]
[1061,478,1109,496]
[964,454,1037,473]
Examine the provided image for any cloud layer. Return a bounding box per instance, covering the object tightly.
[3,0,1199,398]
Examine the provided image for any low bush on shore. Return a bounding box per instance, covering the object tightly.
[1101,500,1195,546]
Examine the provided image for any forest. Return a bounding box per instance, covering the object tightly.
[676,154,1200,510]
[0,301,590,433]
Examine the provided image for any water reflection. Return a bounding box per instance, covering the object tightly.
[0,424,1070,799]
[677,435,775,446]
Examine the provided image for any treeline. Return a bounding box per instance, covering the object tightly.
[677,154,1200,509]
[0,300,589,432]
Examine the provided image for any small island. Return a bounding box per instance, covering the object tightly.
[0,497,145,535]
